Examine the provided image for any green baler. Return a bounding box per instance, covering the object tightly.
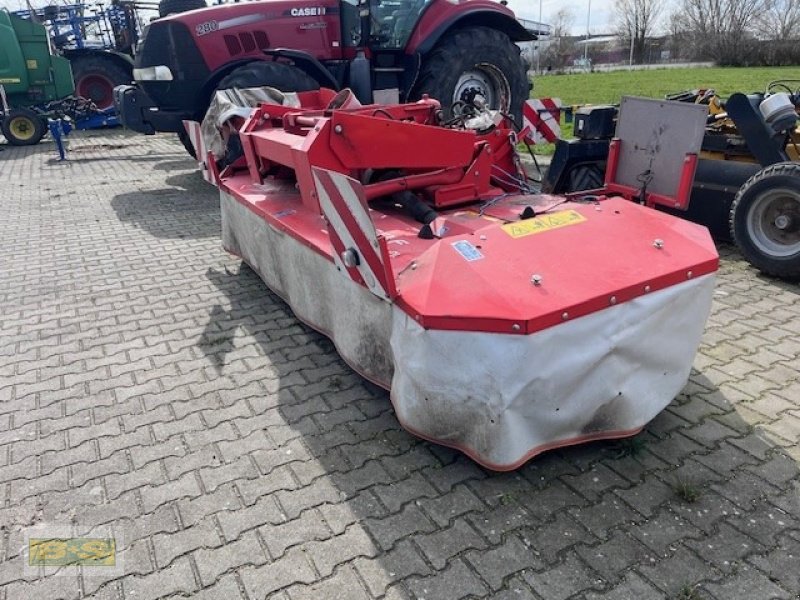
[0,10,74,145]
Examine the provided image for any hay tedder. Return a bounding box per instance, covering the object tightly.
[189,90,718,469]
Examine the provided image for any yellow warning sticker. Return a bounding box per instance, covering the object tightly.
[501,210,587,238]
[0,78,21,84]
[26,59,38,70]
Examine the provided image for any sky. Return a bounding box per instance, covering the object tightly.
[1,0,617,34]
[506,0,615,34]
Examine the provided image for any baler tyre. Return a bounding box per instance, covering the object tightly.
[71,55,132,110]
[729,162,800,279]
[158,0,206,17]
[178,61,319,158]
[2,108,46,146]
[412,26,530,126]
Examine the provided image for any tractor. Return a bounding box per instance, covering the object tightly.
[114,0,542,156]
[544,83,800,279]
[0,11,74,146]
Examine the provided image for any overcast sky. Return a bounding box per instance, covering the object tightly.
[1,0,617,34]
[507,0,615,34]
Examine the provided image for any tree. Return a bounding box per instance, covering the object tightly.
[541,8,576,70]
[673,0,770,64]
[755,0,800,39]
[614,0,665,64]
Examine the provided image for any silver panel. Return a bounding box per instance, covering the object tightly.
[615,96,708,199]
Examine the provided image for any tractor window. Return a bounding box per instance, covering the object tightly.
[341,0,361,47]
[369,0,431,49]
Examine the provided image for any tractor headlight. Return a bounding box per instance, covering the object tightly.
[133,66,174,82]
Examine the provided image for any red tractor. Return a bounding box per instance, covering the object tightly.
[114,0,538,155]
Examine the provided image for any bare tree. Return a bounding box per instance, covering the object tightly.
[614,0,664,64]
[674,0,770,64]
[756,0,800,39]
[541,8,576,70]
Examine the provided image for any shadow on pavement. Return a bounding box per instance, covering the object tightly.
[110,171,219,240]
[198,257,800,599]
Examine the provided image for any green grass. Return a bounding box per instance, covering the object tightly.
[532,66,800,107]
[528,65,800,154]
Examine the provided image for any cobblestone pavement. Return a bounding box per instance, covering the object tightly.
[0,131,799,600]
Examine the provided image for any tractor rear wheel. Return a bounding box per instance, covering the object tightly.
[2,108,46,146]
[179,61,319,158]
[71,55,132,111]
[412,26,530,126]
[158,0,206,17]
[730,162,800,279]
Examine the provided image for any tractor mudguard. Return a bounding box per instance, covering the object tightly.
[262,49,340,90]
[542,138,610,194]
[726,93,789,167]
[408,6,535,56]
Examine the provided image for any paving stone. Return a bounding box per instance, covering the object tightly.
[747,534,800,596]
[700,565,793,600]
[576,531,650,583]
[306,524,379,577]
[406,558,487,600]
[629,509,702,555]
[121,556,199,599]
[584,572,665,600]
[415,517,487,570]
[240,547,317,597]
[637,546,720,596]
[366,504,437,551]
[520,511,597,564]
[465,533,540,590]
[522,551,599,600]
[193,529,267,587]
[354,539,431,596]
[259,507,332,559]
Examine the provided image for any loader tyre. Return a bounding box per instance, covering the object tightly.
[158,0,206,17]
[730,162,800,279]
[2,108,45,146]
[412,26,530,126]
[71,55,132,110]
[565,163,605,193]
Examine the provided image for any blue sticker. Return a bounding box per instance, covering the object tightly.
[452,240,484,262]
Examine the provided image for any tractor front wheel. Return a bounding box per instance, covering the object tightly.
[1,108,46,146]
[179,61,319,158]
[730,162,800,279]
[412,26,530,126]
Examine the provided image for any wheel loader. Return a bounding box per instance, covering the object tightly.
[544,82,800,279]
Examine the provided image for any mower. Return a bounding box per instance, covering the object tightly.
[189,90,719,469]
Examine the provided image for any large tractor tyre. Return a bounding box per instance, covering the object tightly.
[178,128,197,159]
[158,0,206,18]
[71,55,132,111]
[729,162,800,279]
[412,26,530,127]
[179,61,319,158]
[1,108,46,146]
